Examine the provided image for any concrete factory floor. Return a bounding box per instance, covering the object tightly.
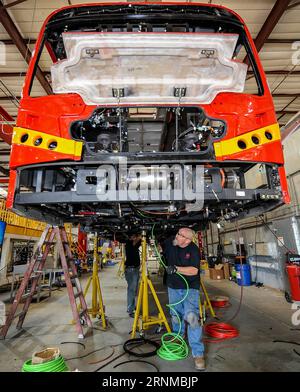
[0,262,299,372]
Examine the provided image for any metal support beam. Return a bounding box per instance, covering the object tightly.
[0,72,26,77]
[0,1,52,95]
[4,0,29,8]
[1,38,36,45]
[277,96,299,121]
[287,1,300,9]
[266,38,300,43]
[0,72,50,78]
[0,106,13,144]
[281,111,300,140]
[254,0,292,52]
[0,166,9,176]
[244,0,292,62]
[272,93,300,98]
[0,106,14,121]
[0,96,21,101]
[249,70,300,76]
[276,110,298,115]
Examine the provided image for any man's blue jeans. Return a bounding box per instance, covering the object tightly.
[168,287,204,357]
[125,267,140,313]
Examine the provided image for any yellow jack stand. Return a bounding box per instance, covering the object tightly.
[131,230,171,338]
[79,234,107,329]
[199,278,216,326]
[117,244,125,278]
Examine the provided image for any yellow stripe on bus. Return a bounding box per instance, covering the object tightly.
[12,127,83,157]
[213,123,281,157]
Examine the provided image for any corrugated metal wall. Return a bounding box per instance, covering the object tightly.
[205,130,300,291]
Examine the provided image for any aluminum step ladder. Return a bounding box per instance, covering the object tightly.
[0,225,92,339]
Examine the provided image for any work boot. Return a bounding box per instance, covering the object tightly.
[194,356,206,371]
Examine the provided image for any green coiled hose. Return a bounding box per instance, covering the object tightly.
[22,355,68,372]
[157,332,189,360]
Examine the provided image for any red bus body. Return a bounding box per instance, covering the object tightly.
[7,3,290,234]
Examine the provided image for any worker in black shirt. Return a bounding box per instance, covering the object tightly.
[124,233,141,317]
[164,227,205,371]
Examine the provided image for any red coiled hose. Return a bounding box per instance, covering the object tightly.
[204,322,239,343]
[210,296,230,308]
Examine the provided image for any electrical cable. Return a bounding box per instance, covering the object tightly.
[273,340,300,346]
[22,355,68,372]
[226,221,243,322]
[254,217,259,284]
[259,216,296,254]
[65,344,121,361]
[88,347,115,365]
[139,209,180,216]
[94,351,127,372]
[271,64,297,95]
[123,338,160,357]
[113,359,159,372]
[151,224,190,361]
[130,203,182,217]
[129,203,154,220]
[60,341,86,349]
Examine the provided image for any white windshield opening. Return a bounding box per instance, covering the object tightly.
[51,32,247,105]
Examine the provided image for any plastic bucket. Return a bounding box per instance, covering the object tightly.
[0,221,6,245]
[286,264,300,301]
[235,264,251,286]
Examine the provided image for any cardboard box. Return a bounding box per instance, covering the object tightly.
[200,260,208,270]
[215,264,224,270]
[223,263,231,279]
[209,267,224,280]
